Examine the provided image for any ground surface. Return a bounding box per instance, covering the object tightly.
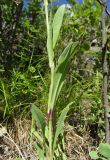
[0,118,94,160]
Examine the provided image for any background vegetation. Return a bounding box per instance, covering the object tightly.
[0,0,110,159]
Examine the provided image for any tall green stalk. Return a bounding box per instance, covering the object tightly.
[44,0,54,158]
[31,1,78,159]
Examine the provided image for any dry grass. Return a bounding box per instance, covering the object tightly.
[0,118,96,160]
[0,118,38,160]
[65,124,95,160]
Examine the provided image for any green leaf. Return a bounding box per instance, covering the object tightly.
[31,105,46,137]
[31,128,43,143]
[49,42,78,107]
[101,158,107,160]
[89,151,99,159]
[53,102,73,150]
[34,143,45,160]
[45,125,49,140]
[52,5,65,49]
[31,127,49,151]
[28,66,36,73]
[99,143,110,158]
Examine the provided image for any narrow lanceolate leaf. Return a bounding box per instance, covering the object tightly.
[53,102,73,150]
[31,104,46,137]
[34,143,45,160]
[50,42,78,107]
[52,5,65,49]
[31,128,43,143]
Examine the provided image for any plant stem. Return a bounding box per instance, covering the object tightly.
[44,0,49,36]
[1,80,8,117]
[48,113,53,159]
[44,0,54,158]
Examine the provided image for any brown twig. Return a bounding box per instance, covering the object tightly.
[100,0,110,143]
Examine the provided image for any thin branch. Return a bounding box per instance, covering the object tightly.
[97,0,110,16]
[100,0,110,143]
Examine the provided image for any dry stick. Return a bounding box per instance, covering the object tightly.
[3,132,26,160]
[101,0,110,143]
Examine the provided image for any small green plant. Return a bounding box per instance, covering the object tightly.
[31,0,78,159]
[89,143,110,160]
